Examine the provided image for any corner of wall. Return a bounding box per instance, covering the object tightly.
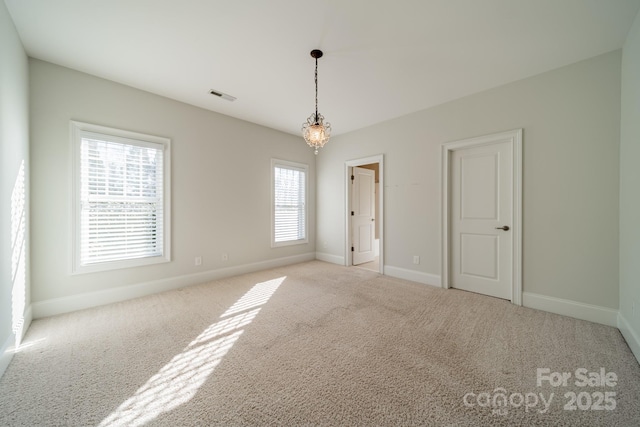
[0,0,31,380]
[619,4,640,366]
[618,312,640,364]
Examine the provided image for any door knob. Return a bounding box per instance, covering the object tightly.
[371,218,375,222]
[495,225,510,231]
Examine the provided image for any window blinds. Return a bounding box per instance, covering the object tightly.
[273,165,306,243]
[79,135,164,265]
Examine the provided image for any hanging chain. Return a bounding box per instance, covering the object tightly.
[314,57,319,123]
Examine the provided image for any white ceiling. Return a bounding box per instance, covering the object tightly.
[5,0,640,136]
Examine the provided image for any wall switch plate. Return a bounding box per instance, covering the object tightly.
[413,256,420,265]
[195,256,202,266]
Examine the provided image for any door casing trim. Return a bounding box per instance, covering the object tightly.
[345,155,384,273]
[441,129,523,305]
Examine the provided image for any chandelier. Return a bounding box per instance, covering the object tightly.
[302,49,331,155]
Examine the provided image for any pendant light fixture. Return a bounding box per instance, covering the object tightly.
[302,49,331,155]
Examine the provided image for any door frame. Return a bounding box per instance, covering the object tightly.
[345,154,384,273]
[441,129,523,305]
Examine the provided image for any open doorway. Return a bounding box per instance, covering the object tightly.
[345,155,384,274]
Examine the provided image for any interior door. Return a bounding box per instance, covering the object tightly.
[450,141,512,300]
[352,166,375,265]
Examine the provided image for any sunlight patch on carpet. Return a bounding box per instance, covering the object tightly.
[12,338,47,353]
[221,277,287,317]
[99,276,286,426]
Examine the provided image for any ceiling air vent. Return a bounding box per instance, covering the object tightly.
[209,89,236,102]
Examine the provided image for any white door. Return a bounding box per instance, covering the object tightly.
[352,166,375,265]
[450,141,512,300]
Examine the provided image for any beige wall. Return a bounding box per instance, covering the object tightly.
[0,1,30,373]
[29,59,316,304]
[317,51,621,309]
[619,10,640,358]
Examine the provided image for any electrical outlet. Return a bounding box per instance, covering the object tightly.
[195,256,202,266]
[413,256,420,265]
[222,253,228,262]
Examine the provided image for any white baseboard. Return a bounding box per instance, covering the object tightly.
[32,253,316,319]
[384,266,441,287]
[618,313,640,364]
[523,292,618,327]
[315,252,345,266]
[0,304,33,379]
[22,304,32,341]
[0,333,14,379]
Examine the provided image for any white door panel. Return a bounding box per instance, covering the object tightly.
[451,141,511,300]
[352,167,375,265]
[460,233,498,280]
[461,154,498,220]
[358,225,373,252]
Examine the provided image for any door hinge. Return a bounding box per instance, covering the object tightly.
[351,246,354,252]
[351,174,354,181]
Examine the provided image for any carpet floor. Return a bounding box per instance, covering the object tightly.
[1,261,639,426]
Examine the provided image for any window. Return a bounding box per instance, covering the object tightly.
[271,159,308,247]
[71,121,170,274]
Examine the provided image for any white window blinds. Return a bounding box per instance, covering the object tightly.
[72,121,170,273]
[272,160,308,246]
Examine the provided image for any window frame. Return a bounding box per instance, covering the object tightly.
[271,158,309,248]
[70,121,171,274]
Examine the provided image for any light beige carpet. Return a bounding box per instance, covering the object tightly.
[1,261,639,426]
